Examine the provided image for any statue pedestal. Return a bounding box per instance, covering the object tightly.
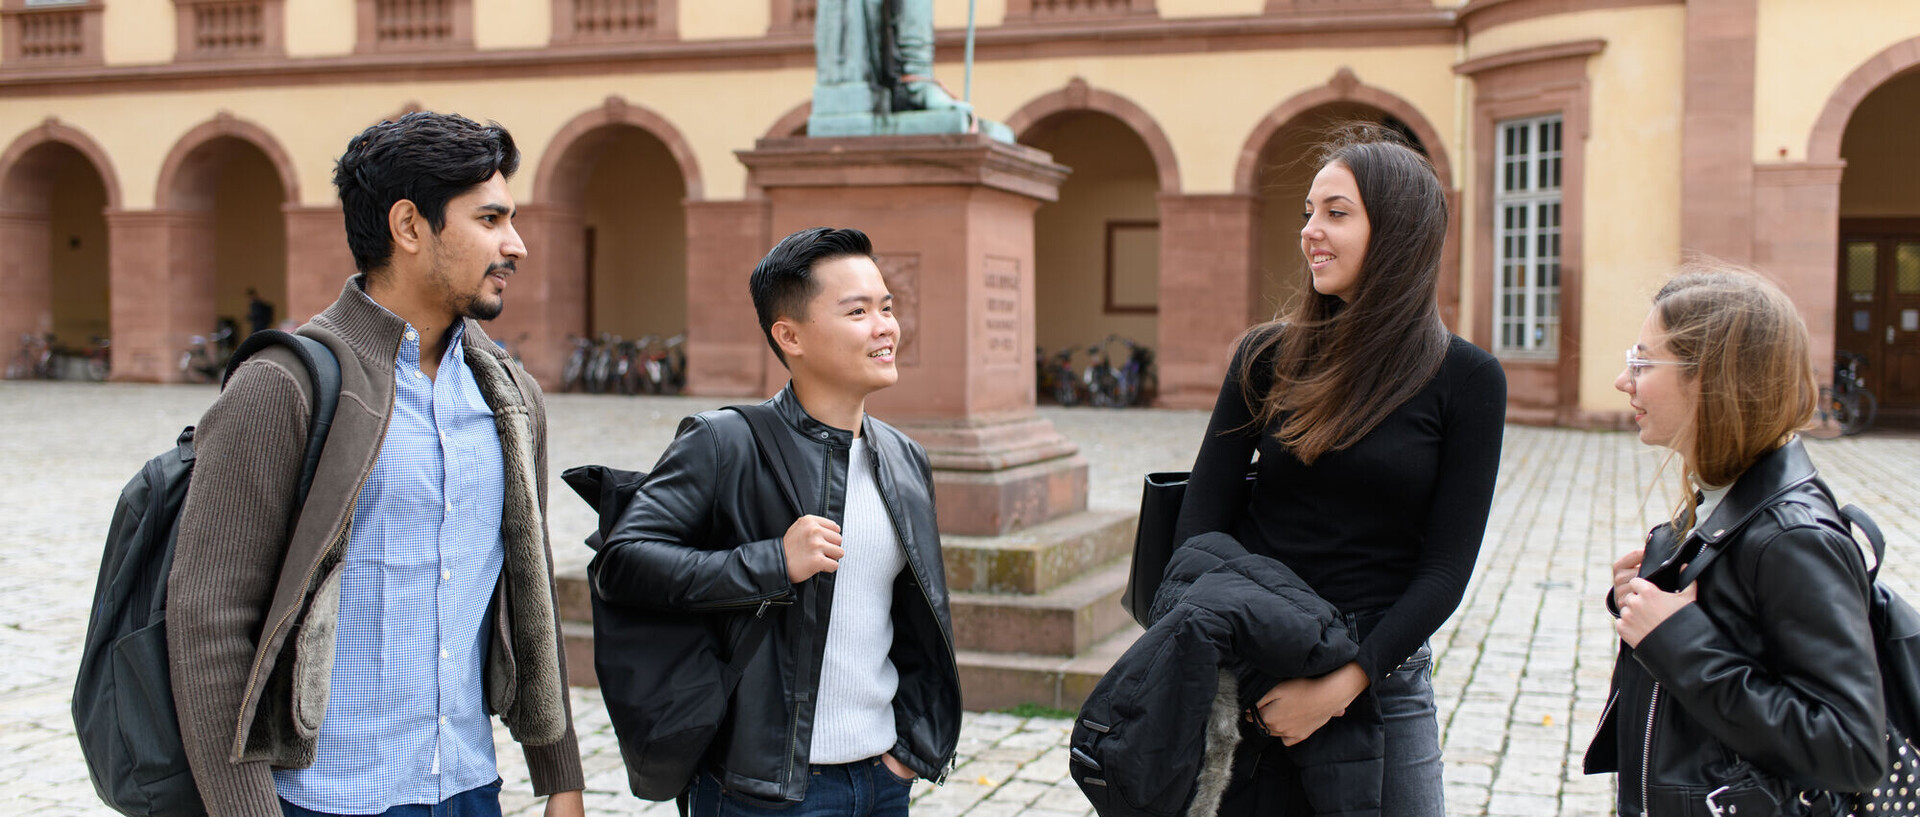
[739,135,1143,712]
[739,134,1082,537]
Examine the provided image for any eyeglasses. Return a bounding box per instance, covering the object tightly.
[1624,348,1693,380]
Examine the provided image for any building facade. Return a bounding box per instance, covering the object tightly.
[3,0,1918,426]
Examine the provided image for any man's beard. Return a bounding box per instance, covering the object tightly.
[434,257,510,321]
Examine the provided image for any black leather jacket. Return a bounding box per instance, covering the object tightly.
[592,386,962,803]
[1584,439,1886,816]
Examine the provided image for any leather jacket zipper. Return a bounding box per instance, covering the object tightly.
[1642,682,1661,814]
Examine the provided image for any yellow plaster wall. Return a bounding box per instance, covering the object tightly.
[1157,0,1264,19]
[0,67,819,208]
[934,0,1007,29]
[967,45,1459,195]
[474,0,551,49]
[101,0,175,66]
[1755,2,1920,162]
[1461,6,1686,413]
[284,0,357,57]
[680,0,770,40]
[581,132,688,339]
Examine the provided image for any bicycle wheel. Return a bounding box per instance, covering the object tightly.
[1842,389,1878,436]
[1808,386,1844,439]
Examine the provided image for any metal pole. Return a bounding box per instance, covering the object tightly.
[964,0,976,103]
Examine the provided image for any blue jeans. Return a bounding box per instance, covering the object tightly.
[687,757,913,816]
[1218,642,1445,817]
[278,779,502,817]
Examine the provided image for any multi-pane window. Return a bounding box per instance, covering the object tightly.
[1494,115,1563,354]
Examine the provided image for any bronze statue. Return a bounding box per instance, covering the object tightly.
[809,0,1013,141]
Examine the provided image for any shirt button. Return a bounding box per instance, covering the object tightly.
[444,501,453,515]
[441,648,450,659]
[415,369,425,379]
[442,569,451,581]
[439,716,447,726]
[438,432,448,445]
[405,330,418,342]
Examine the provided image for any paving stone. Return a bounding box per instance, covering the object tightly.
[9,382,1920,816]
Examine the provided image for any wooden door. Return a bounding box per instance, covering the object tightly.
[1838,221,1920,426]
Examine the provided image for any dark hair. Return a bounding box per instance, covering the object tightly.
[750,227,874,366]
[1239,127,1451,464]
[331,111,519,275]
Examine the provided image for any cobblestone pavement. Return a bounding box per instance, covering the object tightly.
[4,381,1918,816]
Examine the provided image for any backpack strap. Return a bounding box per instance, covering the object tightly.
[716,402,811,684]
[722,403,808,519]
[221,329,342,507]
[1842,504,1886,581]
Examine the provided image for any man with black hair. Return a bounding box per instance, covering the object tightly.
[594,227,962,815]
[167,111,585,816]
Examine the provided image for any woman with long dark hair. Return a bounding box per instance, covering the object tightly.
[1584,268,1885,815]
[1171,132,1507,814]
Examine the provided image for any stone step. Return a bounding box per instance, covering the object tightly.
[955,625,1142,713]
[948,558,1134,656]
[940,509,1136,595]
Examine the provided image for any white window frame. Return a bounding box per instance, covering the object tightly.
[1493,115,1563,355]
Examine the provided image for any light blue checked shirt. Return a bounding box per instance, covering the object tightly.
[274,319,507,813]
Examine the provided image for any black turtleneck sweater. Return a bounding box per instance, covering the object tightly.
[1172,331,1507,681]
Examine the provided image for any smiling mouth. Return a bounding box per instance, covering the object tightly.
[1308,251,1335,268]
[869,346,894,361]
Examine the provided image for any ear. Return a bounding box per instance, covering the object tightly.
[770,317,805,363]
[388,199,426,259]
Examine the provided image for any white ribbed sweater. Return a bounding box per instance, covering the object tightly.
[809,435,908,764]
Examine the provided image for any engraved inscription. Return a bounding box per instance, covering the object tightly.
[982,255,1021,365]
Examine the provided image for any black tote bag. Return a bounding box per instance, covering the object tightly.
[1120,470,1255,627]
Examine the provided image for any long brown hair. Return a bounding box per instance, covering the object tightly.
[1237,131,1451,464]
[1652,265,1818,533]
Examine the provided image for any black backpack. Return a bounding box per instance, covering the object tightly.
[1678,498,1920,815]
[73,331,341,817]
[560,403,804,801]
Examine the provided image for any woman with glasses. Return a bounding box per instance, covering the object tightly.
[1169,130,1507,815]
[1584,267,1886,815]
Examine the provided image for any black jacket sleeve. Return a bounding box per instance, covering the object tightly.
[592,413,793,611]
[1633,519,1887,792]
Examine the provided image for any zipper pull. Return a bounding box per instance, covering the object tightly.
[756,599,772,618]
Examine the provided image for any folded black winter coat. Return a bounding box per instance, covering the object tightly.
[1072,532,1385,817]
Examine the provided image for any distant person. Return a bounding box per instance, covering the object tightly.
[246,288,274,337]
[593,226,962,815]
[1170,130,1506,815]
[167,111,585,816]
[1585,267,1885,815]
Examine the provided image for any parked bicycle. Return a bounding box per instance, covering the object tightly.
[179,325,236,384]
[560,332,689,396]
[1039,346,1084,406]
[1815,351,1877,437]
[642,333,687,395]
[561,334,594,393]
[6,333,53,380]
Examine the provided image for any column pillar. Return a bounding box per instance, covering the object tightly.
[1752,162,1846,380]
[106,209,214,382]
[685,198,772,396]
[0,211,52,358]
[1155,193,1260,409]
[282,204,355,326]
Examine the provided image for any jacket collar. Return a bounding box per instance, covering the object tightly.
[313,274,506,371]
[772,383,858,446]
[1690,436,1819,546]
